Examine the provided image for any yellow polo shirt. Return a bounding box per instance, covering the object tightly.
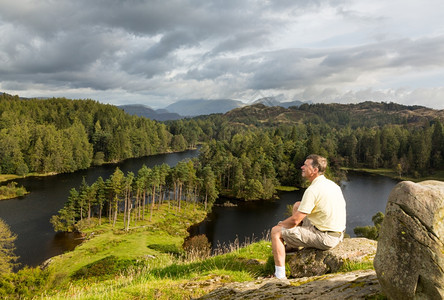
[298,175,346,232]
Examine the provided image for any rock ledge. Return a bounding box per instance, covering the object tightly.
[197,269,381,299]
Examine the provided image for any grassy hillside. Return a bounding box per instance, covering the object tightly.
[1,202,274,299]
[42,240,272,299]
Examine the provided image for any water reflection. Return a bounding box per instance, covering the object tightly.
[341,171,399,233]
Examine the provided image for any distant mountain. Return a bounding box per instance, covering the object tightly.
[251,97,282,106]
[118,104,182,121]
[279,100,309,108]
[251,97,309,108]
[224,103,307,126]
[165,99,245,116]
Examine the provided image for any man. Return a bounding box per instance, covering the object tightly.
[271,154,346,279]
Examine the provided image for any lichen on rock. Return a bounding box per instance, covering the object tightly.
[287,237,377,278]
[374,180,444,300]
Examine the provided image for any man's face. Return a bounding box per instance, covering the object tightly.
[301,159,316,179]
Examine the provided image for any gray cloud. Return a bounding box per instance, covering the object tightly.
[1,0,444,109]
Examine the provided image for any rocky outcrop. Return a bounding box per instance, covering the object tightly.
[287,237,377,278]
[197,269,381,299]
[195,238,379,299]
[374,180,444,300]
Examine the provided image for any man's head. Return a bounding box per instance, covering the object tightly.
[301,154,327,182]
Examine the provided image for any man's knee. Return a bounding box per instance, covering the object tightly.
[271,225,282,238]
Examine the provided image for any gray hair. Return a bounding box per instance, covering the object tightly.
[306,154,327,174]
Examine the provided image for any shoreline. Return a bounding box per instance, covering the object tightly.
[0,147,200,184]
[0,191,30,201]
[342,167,444,182]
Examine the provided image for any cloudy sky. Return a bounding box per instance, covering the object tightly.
[1,0,444,109]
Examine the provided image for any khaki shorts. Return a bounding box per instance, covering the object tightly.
[281,218,343,250]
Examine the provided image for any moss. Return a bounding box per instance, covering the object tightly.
[365,292,388,300]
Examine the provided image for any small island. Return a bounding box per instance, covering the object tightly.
[0,182,28,200]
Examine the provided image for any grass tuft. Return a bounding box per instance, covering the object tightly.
[338,259,375,273]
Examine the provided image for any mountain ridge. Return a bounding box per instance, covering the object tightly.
[164,98,245,117]
[118,104,182,121]
[220,101,444,128]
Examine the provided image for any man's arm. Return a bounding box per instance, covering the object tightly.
[278,210,307,229]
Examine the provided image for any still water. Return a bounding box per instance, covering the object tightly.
[0,150,199,268]
[191,171,399,249]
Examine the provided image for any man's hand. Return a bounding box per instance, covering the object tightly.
[279,210,307,229]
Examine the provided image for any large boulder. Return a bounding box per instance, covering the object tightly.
[287,237,377,278]
[374,180,444,300]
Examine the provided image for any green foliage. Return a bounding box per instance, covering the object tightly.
[51,155,221,233]
[0,266,54,299]
[365,293,388,300]
[0,182,28,200]
[50,188,79,232]
[354,212,385,240]
[71,255,143,280]
[150,244,269,280]
[264,255,291,278]
[171,134,188,151]
[148,243,181,255]
[0,95,194,176]
[264,255,276,276]
[0,218,18,275]
[354,226,379,240]
[43,240,272,299]
[182,235,211,259]
[337,259,375,272]
[198,134,281,200]
[191,102,444,182]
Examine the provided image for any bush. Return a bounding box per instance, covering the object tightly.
[354,212,384,240]
[148,243,181,255]
[0,267,54,299]
[71,256,143,280]
[0,182,28,200]
[354,226,378,240]
[182,235,211,260]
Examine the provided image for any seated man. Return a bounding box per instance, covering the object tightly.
[271,154,346,279]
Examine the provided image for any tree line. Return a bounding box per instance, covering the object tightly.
[182,119,444,202]
[175,104,444,180]
[0,94,196,175]
[2,95,444,196]
[49,100,444,223]
[51,160,218,232]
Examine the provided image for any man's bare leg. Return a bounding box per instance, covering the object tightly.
[271,224,286,278]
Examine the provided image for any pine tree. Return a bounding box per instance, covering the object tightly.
[0,218,18,274]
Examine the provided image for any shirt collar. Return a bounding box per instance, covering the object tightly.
[311,174,325,185]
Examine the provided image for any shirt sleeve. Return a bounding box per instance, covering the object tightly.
[298,188,315,214]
